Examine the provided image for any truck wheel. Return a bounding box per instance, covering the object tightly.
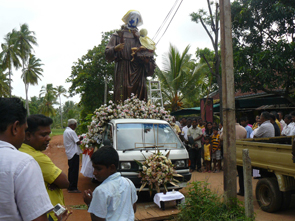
[256,178,282,213]
[280,191,292,211]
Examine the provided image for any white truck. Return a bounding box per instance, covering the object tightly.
[100,119,191,191]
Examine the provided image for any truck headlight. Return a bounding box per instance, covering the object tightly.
[120,162,131,170]
[175,160,185,168]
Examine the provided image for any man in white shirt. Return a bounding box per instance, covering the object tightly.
[0,98,53,221]
[289,111,295,136]
[63,119,83,193]
[278,111,286,131]
[254,112,275,138]
[181,119,192,142]
[187,119,203,172]
[281,114,294,136]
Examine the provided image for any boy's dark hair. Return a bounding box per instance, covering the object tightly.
[204,136,210,141]
[91,145,119,168]
[0,98,27,133]
[213,127,218,131]
[26,114,53,133]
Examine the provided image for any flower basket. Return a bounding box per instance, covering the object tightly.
[135,150,183,196]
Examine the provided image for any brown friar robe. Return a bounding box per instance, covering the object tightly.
[105,28,155,103]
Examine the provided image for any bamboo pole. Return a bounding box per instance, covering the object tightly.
[243,149,254,219]
[219,0,237,205]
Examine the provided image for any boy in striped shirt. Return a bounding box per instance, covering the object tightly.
[211,127,221,173]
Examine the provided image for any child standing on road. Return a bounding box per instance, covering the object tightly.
[211,127,221,173]
[203,137,211,173]
[83,145,137,221]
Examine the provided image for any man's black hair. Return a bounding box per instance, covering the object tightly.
[290,111,295,117]
[240,116,247,122]
[261,111,271,120]
[26,114,53,133]
[0,98,27,133]
[270,114,276,121]
[270,111,279,120]
[284,114,292,121]
[91,145,119,168]
[192,118,198,123]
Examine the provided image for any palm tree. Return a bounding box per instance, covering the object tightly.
[157,44,208,112]
[39,84,57,117]
[63,100,75,115]
[55,85,67,128]
[22,54,43,115]
[15,23,38,113]
[0,30,21,97]
[0,66,10,97]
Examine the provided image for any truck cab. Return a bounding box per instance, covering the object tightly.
[101,119,191,191]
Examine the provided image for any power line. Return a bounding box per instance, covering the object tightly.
[156,0,183,45]
[152,0,179,41]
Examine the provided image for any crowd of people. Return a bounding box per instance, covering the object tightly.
[173,110,295,174]
[173,117,223,173]
[0,98,137,221]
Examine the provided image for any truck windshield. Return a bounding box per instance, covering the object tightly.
[116,123,184,150]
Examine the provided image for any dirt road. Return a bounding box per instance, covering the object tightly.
[45,135,295,221]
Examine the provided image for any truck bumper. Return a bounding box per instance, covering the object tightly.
[120,171,192,191]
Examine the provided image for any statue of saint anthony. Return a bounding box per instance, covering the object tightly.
[105,10,155,103]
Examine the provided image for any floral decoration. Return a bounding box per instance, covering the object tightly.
[81,93,173,150]
[135,150,183,195]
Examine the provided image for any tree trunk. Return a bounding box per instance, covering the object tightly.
[59,95,63,128]
[23,61,30,116]
[9,68,11,98]
[25,84,30,115]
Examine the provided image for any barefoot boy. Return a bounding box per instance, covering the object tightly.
[203,137,211,173]
[83,145,137,221]
[211,127,221,173]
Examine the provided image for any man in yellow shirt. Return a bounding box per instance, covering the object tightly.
[19,114,69,221]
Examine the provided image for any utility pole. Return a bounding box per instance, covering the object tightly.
[219,0,237,206]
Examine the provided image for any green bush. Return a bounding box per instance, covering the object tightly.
[176,181,255,221]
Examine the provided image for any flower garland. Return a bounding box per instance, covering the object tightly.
[135,150,183,195]
[81,94,173,149]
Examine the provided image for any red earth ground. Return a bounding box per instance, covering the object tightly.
[45,135,295,221]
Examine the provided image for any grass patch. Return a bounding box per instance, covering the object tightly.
[175,181,255,221]
[51,128,65,137]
